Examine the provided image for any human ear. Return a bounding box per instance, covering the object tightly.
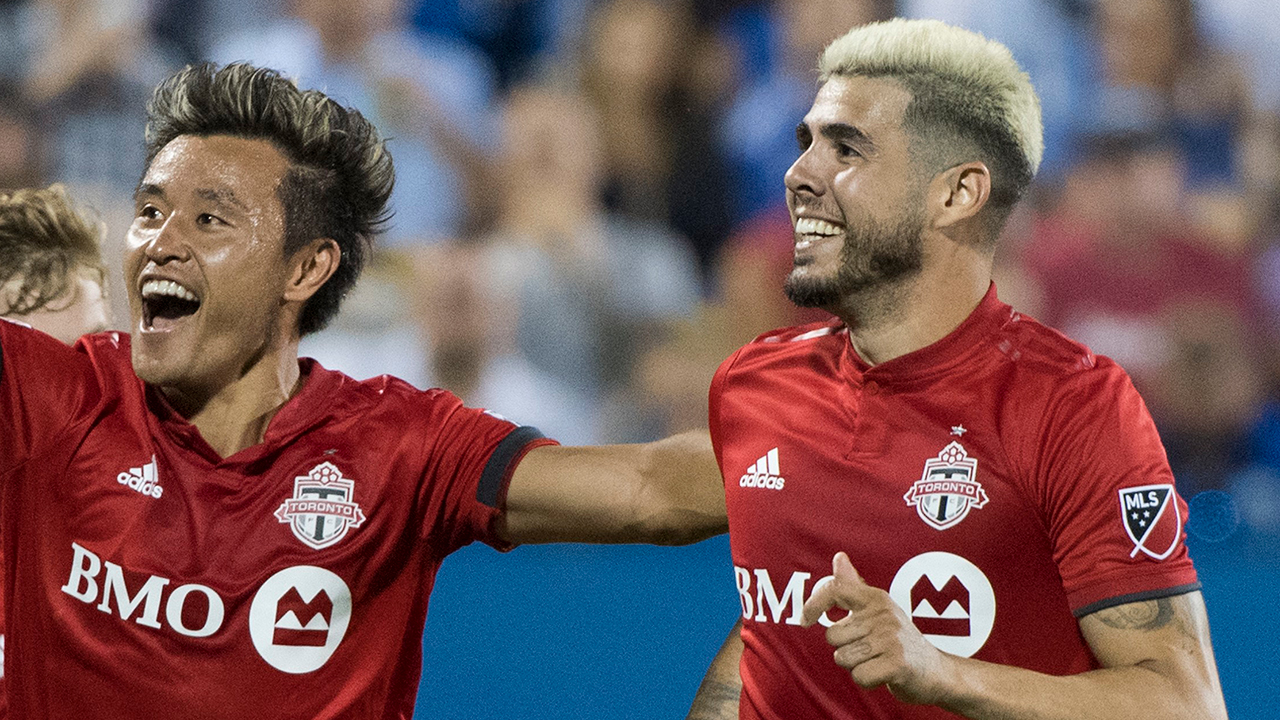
[283,238,340,304]
[928,161,992,230]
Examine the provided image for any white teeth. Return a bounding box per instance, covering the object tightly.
[141,279,198,303]
[794,218,843,236]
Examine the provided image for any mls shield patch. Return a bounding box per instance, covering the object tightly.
[903,442,988,531]
[275,462,368,550]
[1119,484,1181,560]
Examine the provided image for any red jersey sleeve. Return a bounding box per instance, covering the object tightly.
[0,319,100,473]
[416,392,557,553]
[1022,358,1199,616]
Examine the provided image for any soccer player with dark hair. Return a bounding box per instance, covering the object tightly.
[687,19,1227,720]
[0,63,724,716]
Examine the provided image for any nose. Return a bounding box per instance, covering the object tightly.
[785,147,825,199]
[141,216,192,266]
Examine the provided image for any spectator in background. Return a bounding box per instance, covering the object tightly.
[581,0,737,283]
[1092,0,1276,196]
[411,242,600,445]
[471,83,701,442]
[0,83,42,190]
[1014,131,1267,498]
[409,0,590,90]
[9,0,177,195]
[210,0,500,242]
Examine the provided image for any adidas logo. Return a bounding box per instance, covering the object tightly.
[117,455,163,499]
[739,448,786,490]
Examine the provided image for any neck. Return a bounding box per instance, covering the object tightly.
[162,337,303,458]
[836,240,992,366]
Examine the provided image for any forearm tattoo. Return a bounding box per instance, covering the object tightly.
[1095,598,1175,631]
[686,681,742,720]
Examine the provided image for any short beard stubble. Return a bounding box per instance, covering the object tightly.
[784,209,926,310]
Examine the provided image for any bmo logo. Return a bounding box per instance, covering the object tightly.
[61,543,225,638]
[61,544,352,673]
[888,552,995,658]
[249,566,351,673]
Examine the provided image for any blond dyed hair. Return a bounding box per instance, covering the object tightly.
[821,19,1043,225]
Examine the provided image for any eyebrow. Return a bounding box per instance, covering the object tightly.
[194,187,249,213]
[131,183,249,214]
[796,121,877,152]
[133,182,164,202]
[821,122,875,150]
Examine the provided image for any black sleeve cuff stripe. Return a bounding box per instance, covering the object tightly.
[476,426,546,508]
[1072,582,1203,618]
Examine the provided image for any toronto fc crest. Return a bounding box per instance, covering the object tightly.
[903,442,988,531]
[275,462,367,550]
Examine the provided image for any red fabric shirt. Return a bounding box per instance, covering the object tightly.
[709,286,1199,720]
[0,320,553,718]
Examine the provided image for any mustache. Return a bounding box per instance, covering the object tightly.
[789,195,842,222]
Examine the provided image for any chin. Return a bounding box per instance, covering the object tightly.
[129,347,183,388]
[784,269,844,309]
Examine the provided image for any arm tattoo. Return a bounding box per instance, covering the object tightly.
[686,681,741,720]
[1095,598,1174,631]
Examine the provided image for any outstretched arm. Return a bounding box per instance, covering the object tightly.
[686,620,744,720]
[498,429,727,545]
[803,552,1227,720]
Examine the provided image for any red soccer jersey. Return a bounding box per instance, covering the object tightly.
[0,320,554,718]
[709,286,1199,720]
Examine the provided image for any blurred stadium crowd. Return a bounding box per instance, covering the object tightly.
[1,0,1277,548]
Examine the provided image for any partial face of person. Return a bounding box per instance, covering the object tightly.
[1,266,110,344]
[783,75,927,308]
[124,134,295,394]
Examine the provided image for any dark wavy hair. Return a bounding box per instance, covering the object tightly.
[143,62,395,335]
[0,184,106,315]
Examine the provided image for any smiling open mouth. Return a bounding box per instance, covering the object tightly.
[140,279,201,330]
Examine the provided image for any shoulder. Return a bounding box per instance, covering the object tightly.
[994,310,1135,401]
[992,312,1151,456]
[743,318,847,357]
[715,318,848,383]
[309,364,484,433]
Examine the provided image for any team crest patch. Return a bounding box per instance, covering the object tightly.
[903,442,988,531]
[1119,484,1181,560]
[275,462,367,550]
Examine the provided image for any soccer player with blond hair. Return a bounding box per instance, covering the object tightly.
[688,19,1227,720]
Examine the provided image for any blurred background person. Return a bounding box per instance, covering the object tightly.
[580,0,737,284]
[209,0,501,243]
[469,83,701,442]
